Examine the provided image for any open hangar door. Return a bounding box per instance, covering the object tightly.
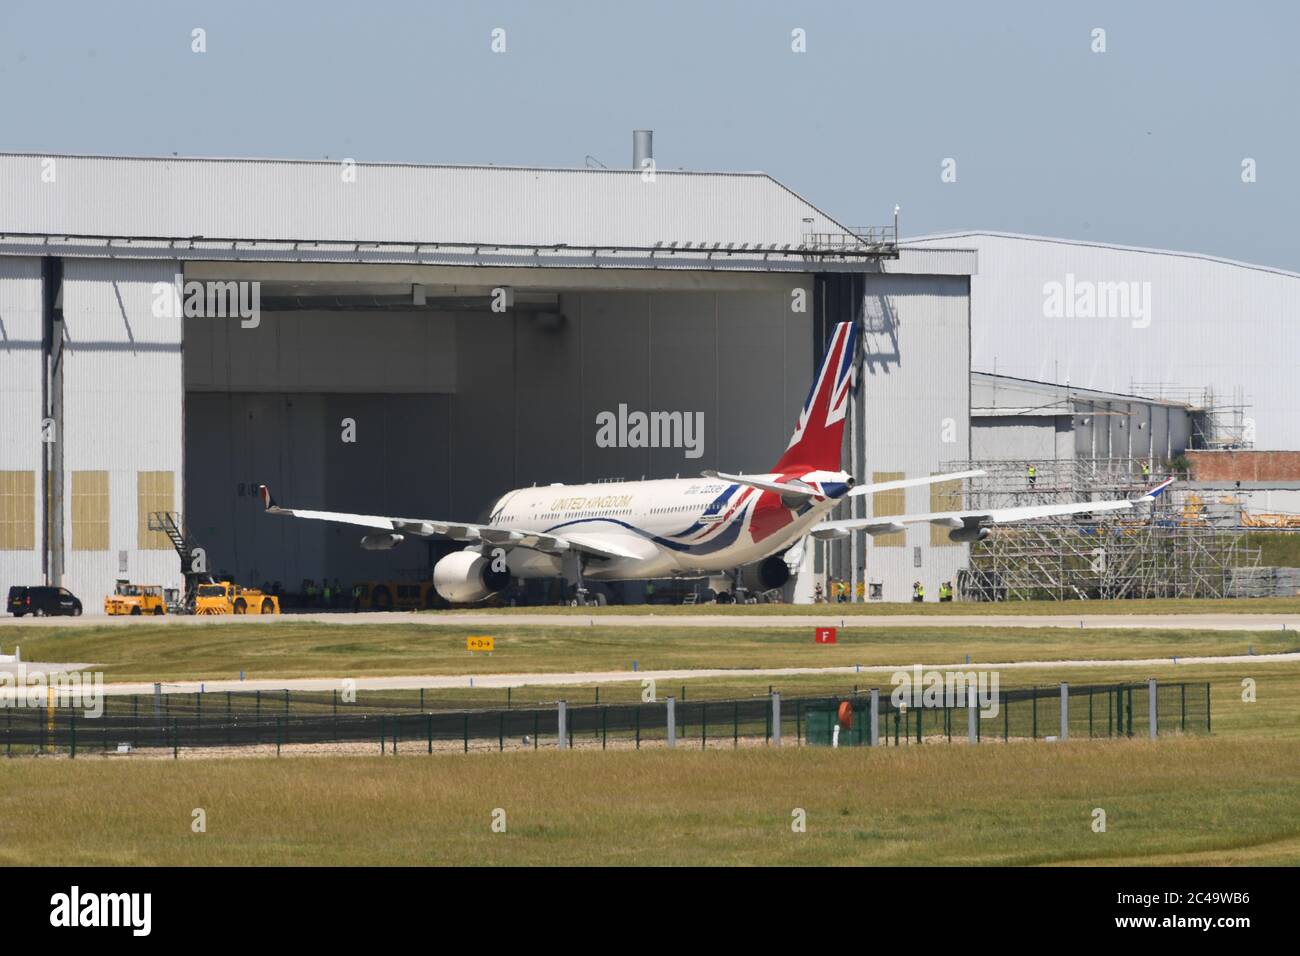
[181,262,813,604]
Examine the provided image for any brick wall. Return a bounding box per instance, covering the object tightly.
[1187,450,1300,482]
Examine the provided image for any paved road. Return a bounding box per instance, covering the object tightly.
[27,649,1292,697]
[5,610,1299,631]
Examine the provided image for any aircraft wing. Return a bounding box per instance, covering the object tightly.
[811,478,1175,539]
[846,469,986,497]
[257,485,637,560]
[701,468,985,501]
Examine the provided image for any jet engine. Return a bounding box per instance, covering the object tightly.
[360,533,405,551]
[745,554,792,590]
[432,550,512,604]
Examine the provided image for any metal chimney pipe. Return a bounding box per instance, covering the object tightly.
[633,130,653,170]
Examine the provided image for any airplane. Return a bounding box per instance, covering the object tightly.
[257,321,1172,605]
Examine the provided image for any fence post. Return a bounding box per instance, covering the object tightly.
[1180,683,1187,733]
[463,714,469,753]
[967,686,977,744]
[1031,686,1037,739]
[172,719,178,760]
[635,705,641,750]
[557,700,568,750]
[1206,683,1212,733]
[771,692,781,747]
[701,704,707,750]
[1003,692,1008,743]
[602,707,607,750]
[869,688,879,746]
[427,713,432,754]
[733,701,739,748]
[666,697,676,749]
[276,716,282,756]
[1060,681,1069,741]
[380,714,386,754]
[70,712,76,759]
[499,712,505,752]
[1147,678,1157,739]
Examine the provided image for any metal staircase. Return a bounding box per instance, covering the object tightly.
[148,511,202,582]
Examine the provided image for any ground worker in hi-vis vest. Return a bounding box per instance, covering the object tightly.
[912,581,925,602]
[1027,463,1037,487]
[939,581,953,602]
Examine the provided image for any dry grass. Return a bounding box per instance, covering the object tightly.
[1,735,1296,865]
[3,620,1295,684]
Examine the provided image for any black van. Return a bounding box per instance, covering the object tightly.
[6,586,83,617]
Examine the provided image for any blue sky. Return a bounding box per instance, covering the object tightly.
[3,0,1296,269]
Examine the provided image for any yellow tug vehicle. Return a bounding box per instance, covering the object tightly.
[193,581,280,615]
[104,581,167,616]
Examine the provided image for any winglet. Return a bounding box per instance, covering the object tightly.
[257,484,280,512]
[1139,477,1175,502]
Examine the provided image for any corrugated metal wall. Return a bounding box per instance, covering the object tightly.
[60,259,184,604]
[907,233,1300,449]
[0,257,44,598]
[856,273,972,602]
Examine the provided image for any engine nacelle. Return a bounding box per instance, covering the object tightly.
[360,533,405,550]
[433,550,512,604]
[948,525,991,543]
[745,555,791,591]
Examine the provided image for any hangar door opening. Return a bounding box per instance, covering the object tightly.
[181,266,813,601]
[183,289,457,594]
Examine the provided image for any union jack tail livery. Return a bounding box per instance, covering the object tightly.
[773,321,858,473]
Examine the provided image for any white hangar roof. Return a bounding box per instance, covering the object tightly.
[903,230,1300,449]
[0,152,943,273]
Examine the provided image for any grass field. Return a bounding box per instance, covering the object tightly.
[4,620,1296,683]
[4,615,1299,865]
[2,736,1297,865]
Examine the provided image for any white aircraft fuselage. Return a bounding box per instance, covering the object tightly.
[486,470,853,581]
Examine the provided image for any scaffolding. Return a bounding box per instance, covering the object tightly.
[1130,382,1253,449]
[942,457,1261,601]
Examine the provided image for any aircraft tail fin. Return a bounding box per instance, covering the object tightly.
[772,321,858,474]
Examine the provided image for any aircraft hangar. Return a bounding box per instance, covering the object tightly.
[0,147,976,607]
